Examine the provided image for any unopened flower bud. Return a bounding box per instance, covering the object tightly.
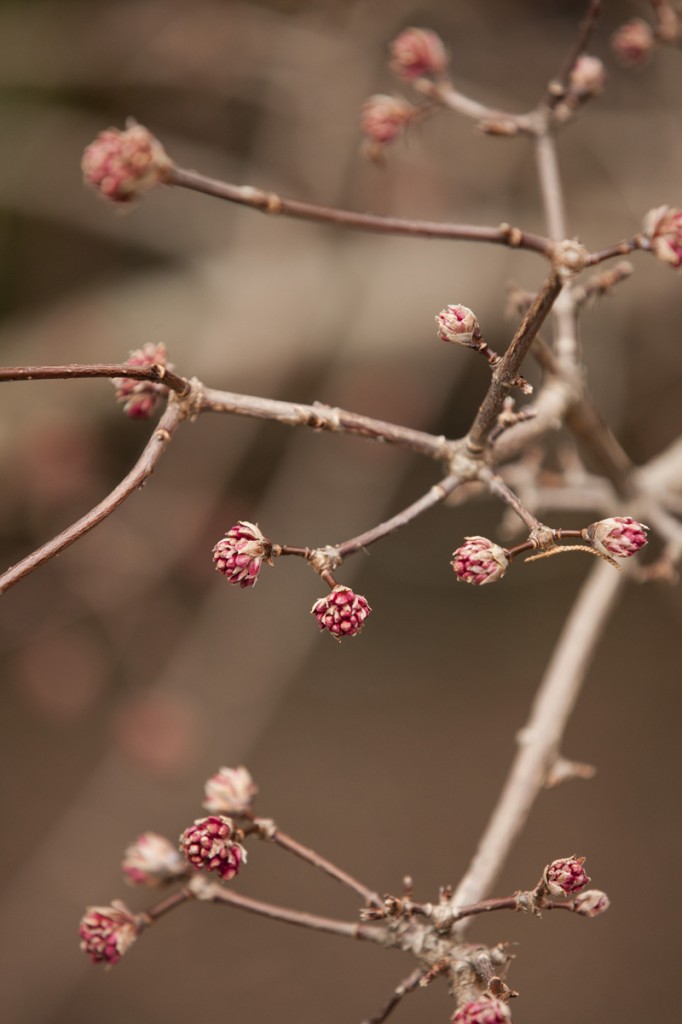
[585,517,649,558]
[544,855,590,896]
[569,55,606,96]
[179,815,246,880]
[452,998,512,1024]
[311,585,371,639]
[203,766,258,815]
[212,521,271,588]
[642,206,682,268]
[82,122,172,204]
[451,537,509,586]
[573,889,610,918]
[122,832,186,887]
[611,19,655,67]
[112,342,171,419]
[361,94,414,145]
[389,27,448,81]
[79,900,139,965]
[436,304,479,345]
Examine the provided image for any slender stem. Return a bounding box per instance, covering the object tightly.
[142,886,194,926]
[450,560,625,917]
[535,132,566,242]
[0,362,191,396]
[480,469,541,532]
[419,78,535,132]
[269,828,382,908]
[0,401,185,594]
[169,166,552,257]
[361,967,425,1024]
[545,0,603,106]
[453,895,518,921]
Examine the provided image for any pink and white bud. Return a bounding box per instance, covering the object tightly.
[451,537,509,586]
[79,899,139,965]
[203,765,258,815]
[389,27,448,81]
[82,122,173,204]
[112,342,171,419]
[361,94,414,145]
[569,55,606,96]
[586,517,649,558]
[212,521,271,588]
[122,832,186,887]
[179,815,246,880]
[452,998,512,1024]
[611,19,655,67]
[544,855,590,896]
[573,889,610,918]
[311,585,371,639]
[436,304,479,345]
[643,206,682,268]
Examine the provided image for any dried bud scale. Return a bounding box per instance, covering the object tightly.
[122,832,186,886]
[82,122,172,204]
[611,19,655,66]
[112,342,171,419]
[389,27,448,81]
[585,517,649,558]
[179,815,246,880]
[544,855,590,896]
[203,765,258,815]
[213,521,271,588]
[572,889,610,917]
[451,537,509,586]
[643,206,682,268]
[452,998,512,1024]
[79,900,139,965]
[311,585,371,639]
[436,304,479,344]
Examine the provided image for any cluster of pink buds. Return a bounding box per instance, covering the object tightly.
[452,998,511,1024]
[179,815,246,881]
[212,521,272,588]
[388,27,448,81]
[451,537,509,586]
[436,304,479,345]
[203,765,258,815]
[361,94,415,148]
[611,19,655,66]
[568,54,606,98]
[122,831,186,887]
[79,900,139,965]
[544,855,590,896]
[82,121,173,204]
[311,585,371,639]
[585,517,649,558]
[112,342,171,419]
[642,206,682,268]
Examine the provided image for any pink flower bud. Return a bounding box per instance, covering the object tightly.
[112,342,171,419]
[79,899,139,965]
[311,585,371,639]
[82,122,173,203]
[435,304,479,345]
[203,766,258,815]
[361,94,414,145]
[212,521,271,588]
[569,55,606,96]
[389,27,448,81]
[642,206,682,268]
[585,517,649,558]
[122,832,186,887]
[611,19,655,67]
[451,537,509,586]
[179,815,246,880]
[572,889,610,918]
[452,999,512,1024]
[544,855,590,896]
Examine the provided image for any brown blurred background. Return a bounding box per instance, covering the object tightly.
[0,1,681,1022]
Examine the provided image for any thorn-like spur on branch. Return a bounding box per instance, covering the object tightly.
[0,400,185,595]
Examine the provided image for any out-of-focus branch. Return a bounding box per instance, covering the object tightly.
[0,362,191,395]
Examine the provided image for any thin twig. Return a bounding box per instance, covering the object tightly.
[545,0,603,108]
[361,967,426,1024]
[0,362,191,396]
[269,828,382,908]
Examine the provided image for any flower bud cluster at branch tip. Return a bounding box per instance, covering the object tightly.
[112,342,171,419]
[452,998,512,1024]
[568,55,606,97]
[311,585,371,639]
[79,900,139,965]
[203,765,258,815]
[81,121,173,203]
[572,889,610,917]
[451,537,509,586]
[585,517,649,558]
[122,832,186,886]
[544,855,590,896]
[361,95,415,146]
[388,27,448,81]
[213,521,271,588]
[179,816,246,880]
[436,304,479,344]
[611,19,655,66]
[643,206,682,268]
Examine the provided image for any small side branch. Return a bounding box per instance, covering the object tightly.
[268,828,382,908]
[361,967,426,1024]
[0,362,191,396]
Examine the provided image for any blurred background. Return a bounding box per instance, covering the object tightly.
[0,1,680,1022]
